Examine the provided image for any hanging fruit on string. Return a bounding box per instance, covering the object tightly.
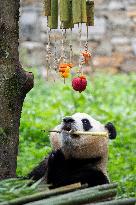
[60,71,70,78]
[72,75,87,93]
[81,25,92,65]
[82,50,92,65]
[43,0,94,92]
[59,63,73,78]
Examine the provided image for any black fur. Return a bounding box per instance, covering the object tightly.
[62,117,75,131]
[28,150,109,188]
[82,118,93,131]
[63,117,75,123]
[105,122,117,139]
[28,157,48,180]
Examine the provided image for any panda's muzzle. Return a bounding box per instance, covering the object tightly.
[62,117,75,131]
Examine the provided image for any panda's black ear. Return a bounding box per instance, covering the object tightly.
[105,122,117,139]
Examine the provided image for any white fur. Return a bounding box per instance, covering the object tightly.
[71,113,106,132]
[50,113,107,154]
[50,112,109,176]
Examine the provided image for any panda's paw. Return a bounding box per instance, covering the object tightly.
[48,149,65,167]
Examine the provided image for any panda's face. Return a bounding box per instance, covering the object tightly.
[61,113,106,133]
[50,112,116,160]
[58,113,108,160]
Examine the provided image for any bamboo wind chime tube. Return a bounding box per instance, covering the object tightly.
[81,0,87,23]
[44,0,51,16]
[60,0,70,22]
[48,0,58,29]
[72,0,87,24]
[86,0,94,26]
[64,0,74,29]
[60,0,74,29]
[72,0,82,24]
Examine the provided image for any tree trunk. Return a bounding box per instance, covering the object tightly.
[0,0,34,179]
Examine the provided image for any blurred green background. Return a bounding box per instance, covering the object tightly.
[17,69,136,197]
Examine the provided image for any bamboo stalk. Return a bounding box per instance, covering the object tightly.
[95,198,136,205]
[48,0,58,29]
[49,130,108,137]
[90,183,118,191]
[82,183,118,191]
[0,184,118,205]
[44,0,51,16]
[48,130,61,133]
[26,189,117,205]
[0,183,81,205]
[70,131,108,137]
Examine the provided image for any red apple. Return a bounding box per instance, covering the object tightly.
[72,76,87,92]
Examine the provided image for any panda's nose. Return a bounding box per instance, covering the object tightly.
[63,117,75,123]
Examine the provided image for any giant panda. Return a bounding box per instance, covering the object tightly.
[28,113,116,188]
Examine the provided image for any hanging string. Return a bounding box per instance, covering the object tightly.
[86,25,95,85]
[64,29,67,62]
[85,25,89,52]
[69,28,73,63]
[60,22,65,63]
[60,22,66,84]
[46,27,52,80]
[78,23,84,75]
[53,33,58,72]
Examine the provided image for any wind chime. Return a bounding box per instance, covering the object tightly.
[44,0,94,92]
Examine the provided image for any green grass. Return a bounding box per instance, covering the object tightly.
[17,69,136,197]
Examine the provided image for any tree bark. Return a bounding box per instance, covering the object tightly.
[0,0,34,179]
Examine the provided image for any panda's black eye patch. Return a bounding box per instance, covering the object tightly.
[81,119,93,131]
